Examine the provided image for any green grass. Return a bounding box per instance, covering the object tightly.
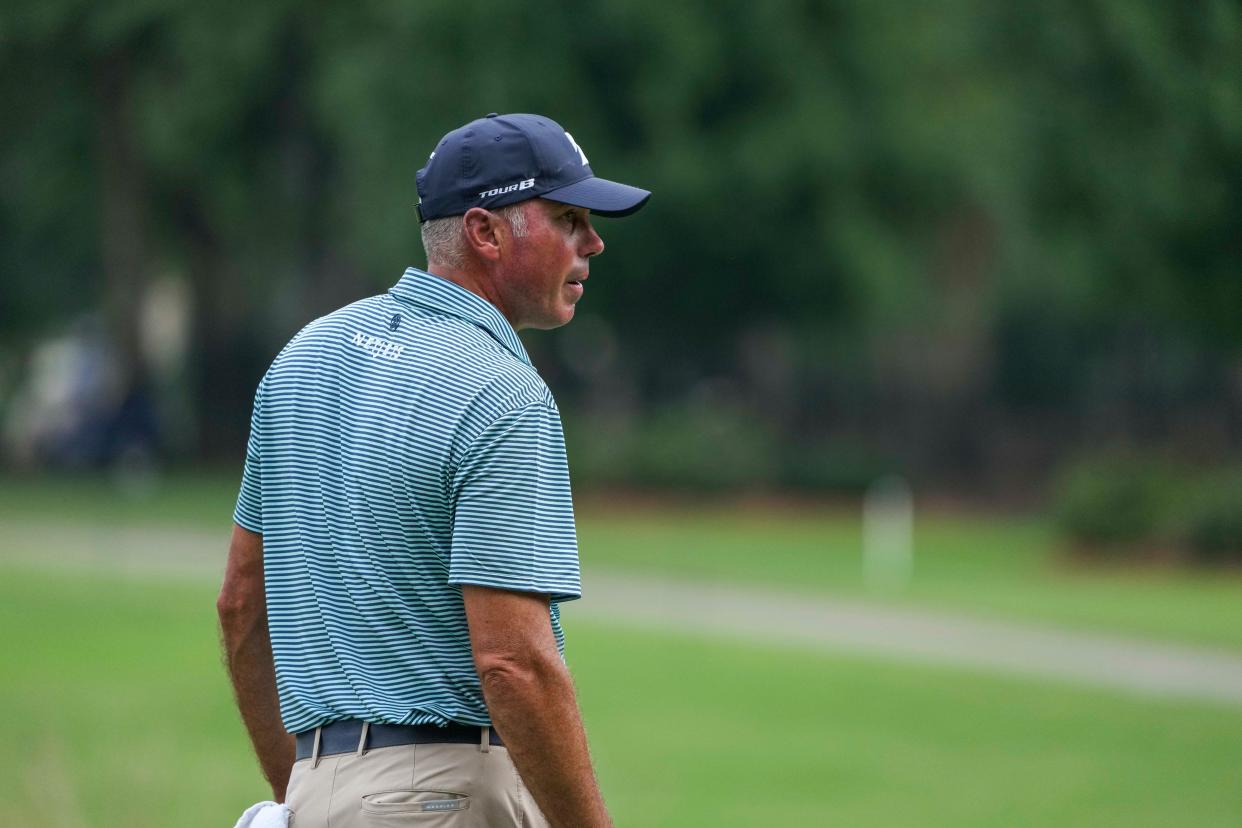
[572,623,1242,827]
[0,471,240,528]
[3,473,1242,650]
[579,508,1242,651]
[1,563,1239,827]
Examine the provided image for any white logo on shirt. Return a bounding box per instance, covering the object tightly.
[351,331,405,360]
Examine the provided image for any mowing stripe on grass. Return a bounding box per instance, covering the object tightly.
[5,524,1242,704]
[576,570,1242,705]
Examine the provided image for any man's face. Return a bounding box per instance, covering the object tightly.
[498,199,604,330]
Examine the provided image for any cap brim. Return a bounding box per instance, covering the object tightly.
[541,176,651,217]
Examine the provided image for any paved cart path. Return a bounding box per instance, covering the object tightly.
[6,524,1242,705]
[577,570,1242,705]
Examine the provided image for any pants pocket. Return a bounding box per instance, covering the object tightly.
[360,789,470,820]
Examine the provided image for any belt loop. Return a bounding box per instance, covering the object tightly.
[356,721,371,757]
[480,726,491,754]
[310,726,323,769]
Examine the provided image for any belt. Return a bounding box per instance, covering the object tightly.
[295,719,504,761]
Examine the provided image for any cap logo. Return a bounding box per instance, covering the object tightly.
[479,178,535,200]
[564,132,589,166]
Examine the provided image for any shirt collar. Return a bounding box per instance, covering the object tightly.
[388,267,531,366]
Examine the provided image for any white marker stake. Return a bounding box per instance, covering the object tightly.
[863,475,914,593]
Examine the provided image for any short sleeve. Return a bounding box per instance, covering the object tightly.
[233,375,265,533]
[449,401,581,601]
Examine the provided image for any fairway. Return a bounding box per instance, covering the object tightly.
[4,474,1242,651]
[578,506,1242,652]
[1,563,1239,827]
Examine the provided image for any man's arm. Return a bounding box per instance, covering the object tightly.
[217,523,295,802]
[463,585,611,828]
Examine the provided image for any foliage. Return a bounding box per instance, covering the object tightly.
[568,397,782,490]
[1,0,1240,481]
[1182,471,1242,564]
[1055,455,1242,564]
[1054,457,1174,548]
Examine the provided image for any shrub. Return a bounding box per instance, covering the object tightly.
[627,406,780,491]
[778,440,894,493]
[564,401,780,491]
[1182,473,1242,564]
[1053,457,1173,550]
[1054,455,1242,565]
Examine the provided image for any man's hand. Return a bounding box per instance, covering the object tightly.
[463,585,612,828]
[218,524,295,802]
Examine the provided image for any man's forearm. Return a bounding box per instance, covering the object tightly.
[481,658,611,828]
[219,603,295,801]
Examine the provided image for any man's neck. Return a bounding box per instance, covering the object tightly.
[425,262,519,330]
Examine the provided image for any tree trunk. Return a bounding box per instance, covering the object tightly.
[175,196,266,461]
[95,48,149,389]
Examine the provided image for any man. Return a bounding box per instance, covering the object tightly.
[217,112,650,828]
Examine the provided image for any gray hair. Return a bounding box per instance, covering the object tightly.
[421,203,529,268]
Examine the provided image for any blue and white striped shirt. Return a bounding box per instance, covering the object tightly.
[234,267,581,734]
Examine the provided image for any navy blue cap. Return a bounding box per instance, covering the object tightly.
[416,113,651,223]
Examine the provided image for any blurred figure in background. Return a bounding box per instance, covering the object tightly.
[2,315,158,473]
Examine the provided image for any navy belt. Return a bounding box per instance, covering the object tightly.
[295,719,503,761]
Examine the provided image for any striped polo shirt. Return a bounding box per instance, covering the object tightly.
[233,267,581,734]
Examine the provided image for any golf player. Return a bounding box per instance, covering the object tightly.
[218,112,650,827]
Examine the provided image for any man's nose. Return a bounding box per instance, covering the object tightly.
[582,218,605,258]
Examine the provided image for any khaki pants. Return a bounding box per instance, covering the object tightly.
[285,728,549,827]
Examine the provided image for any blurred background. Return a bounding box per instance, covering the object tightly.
[2,2,1241,826]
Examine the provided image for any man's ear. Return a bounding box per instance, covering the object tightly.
[462,208,503,262]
